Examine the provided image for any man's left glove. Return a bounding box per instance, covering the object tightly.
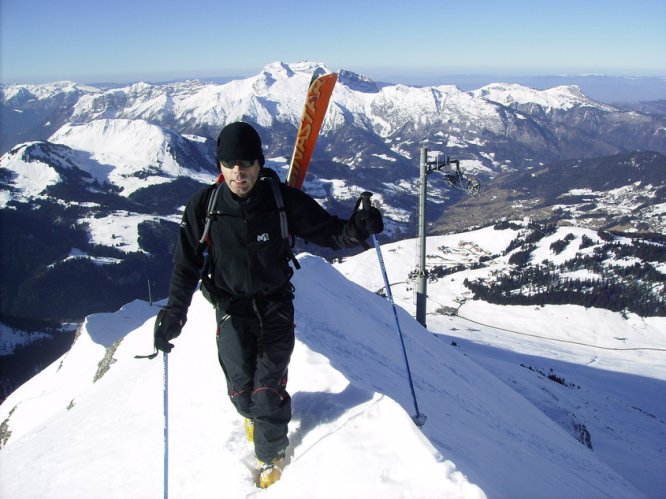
[154,306,187,353]
[352,192,384,241]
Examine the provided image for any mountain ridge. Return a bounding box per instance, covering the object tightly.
[4,61,663,160]
[1,252,656,497]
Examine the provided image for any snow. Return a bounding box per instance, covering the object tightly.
[2,242,663,497]
[329,80,507,139]
[649,202,666,215]
[0,145,61,206]
[48,248,123,268]
[1,81,99,103]
[554,181,663,230]
[0,262,484,499]
[81,211,173,253]
[1,62,664,496]
[48,119,213,195]
[7,62,659,233]
[337,226,666,375]
[336,226,666,498]
[530,227,592,265]
[471,83,616,112]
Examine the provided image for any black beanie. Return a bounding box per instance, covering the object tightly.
[216,122,265,166]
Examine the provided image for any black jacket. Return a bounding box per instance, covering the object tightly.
[166,169,364,315]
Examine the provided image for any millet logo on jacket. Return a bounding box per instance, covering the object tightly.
[257,233,270,242]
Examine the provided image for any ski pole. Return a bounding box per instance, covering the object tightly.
[162,351,169,499]
[360,193,427,427]
[134,332,169,496]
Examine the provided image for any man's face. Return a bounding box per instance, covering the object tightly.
[220,160,260,198]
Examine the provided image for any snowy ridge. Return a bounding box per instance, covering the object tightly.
[1,120,215,205]
[65,62,332,130]
[0,253,649,498]
[471,83,617,112]
[2,61,662,233]
[0,80,99,103]
[2,61,617,149]
[0,142,63,206]
[330,82,506,139]
[49,119,214,195]
[3,62,608,130]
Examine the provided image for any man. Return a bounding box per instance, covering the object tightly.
[153,122,383,488]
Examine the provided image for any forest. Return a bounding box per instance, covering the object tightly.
[463,223,666,317]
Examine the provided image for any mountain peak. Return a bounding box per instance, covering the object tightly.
[46,119,215,195]
[261,61,330,79]
[472,82,615,111]
[338,68,380,93]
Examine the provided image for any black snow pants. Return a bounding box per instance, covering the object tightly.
[215,300,295,462]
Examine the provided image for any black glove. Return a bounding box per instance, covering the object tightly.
[154,306,186,353]
[352,192,384,240]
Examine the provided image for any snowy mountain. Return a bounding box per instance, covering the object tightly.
[471,83,617,112]
[2,61,664,229]
[0,118,217,326]
[1,118,216,203]
[49,119,216,195]
[3,61,665,167]
[3,61,664,223]
[1,61,665,401]
[2,248,663,497]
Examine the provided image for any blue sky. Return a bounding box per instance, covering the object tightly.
[1,0,665,84]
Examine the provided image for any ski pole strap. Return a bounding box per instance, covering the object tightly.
[135,347,159,360]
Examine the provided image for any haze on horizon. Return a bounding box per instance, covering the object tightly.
[1,0,665,87]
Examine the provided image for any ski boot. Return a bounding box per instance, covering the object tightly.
[244,418,254,443]
[257,458,283,489]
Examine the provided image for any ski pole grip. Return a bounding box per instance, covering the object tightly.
[360,191,373,211]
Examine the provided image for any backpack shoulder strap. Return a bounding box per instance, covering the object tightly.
[199,174,301,270]
[199,182,225,246]
[261,176,301,270]
[262,176,289,240]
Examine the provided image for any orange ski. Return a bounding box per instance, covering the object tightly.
[286,71,337,190]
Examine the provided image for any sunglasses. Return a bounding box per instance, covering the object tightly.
[220,159,257,169]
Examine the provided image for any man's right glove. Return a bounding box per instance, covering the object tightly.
[154,306,187,353]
